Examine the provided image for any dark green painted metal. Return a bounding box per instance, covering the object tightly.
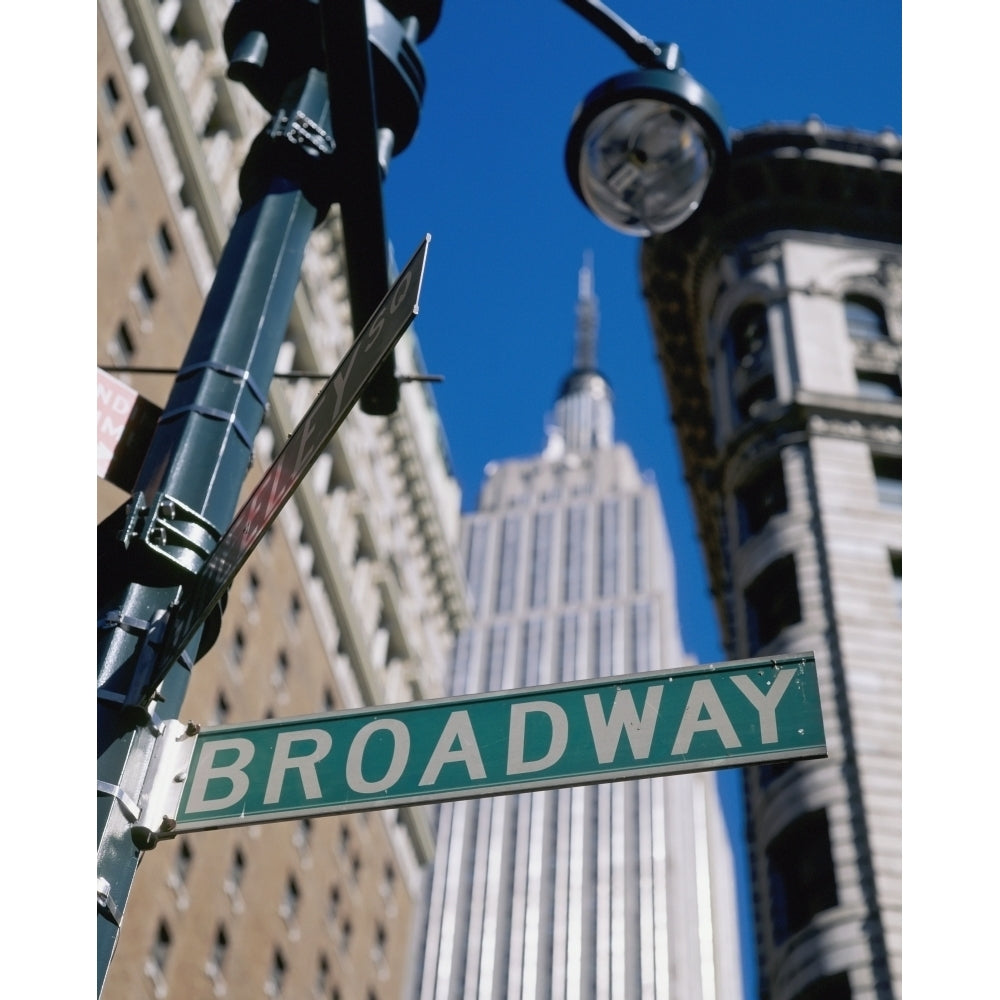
[96,66,335,998]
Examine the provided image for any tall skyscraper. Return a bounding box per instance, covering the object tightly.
[98,2,467,996]
[640,121,902,1000]
[409,257,743,1000]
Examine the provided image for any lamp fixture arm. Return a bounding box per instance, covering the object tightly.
[559,0,679,70]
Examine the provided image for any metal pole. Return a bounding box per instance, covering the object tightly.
[319,0,397,415]
[96,67,333,995]
[98,1,439,989]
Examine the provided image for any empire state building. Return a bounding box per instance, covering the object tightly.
[408,258,743,1000]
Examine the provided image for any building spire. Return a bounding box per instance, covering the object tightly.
[573,250,599,371]
[545,253,615,458]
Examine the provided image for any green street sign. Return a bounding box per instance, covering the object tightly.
[143,653,825,839]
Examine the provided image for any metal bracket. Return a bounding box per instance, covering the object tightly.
[98,876,122,926]
[130,719,201,850]
[96,779,141,823]
[118,491,221,578]
[97,609,178,721]
[267,108,334,157]
[141,494,220,577]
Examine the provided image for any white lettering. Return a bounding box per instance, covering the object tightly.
[99,415,125,438]
[584,686,663,764]
[419,711,485,786]
[389,270,412,313]
[346,720,410,794]
[507,701,568,775]
[730,669,796,744]
[290,409,322,478]
[264,729,333,804]
[671,680,740,755]
[186,738,255,813]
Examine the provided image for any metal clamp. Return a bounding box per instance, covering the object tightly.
[98,876,122,926]
[268,108,334,157]
[131,719,201,850]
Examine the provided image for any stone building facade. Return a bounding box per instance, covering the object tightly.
[98,1,467,996]
[640,121,902,1000]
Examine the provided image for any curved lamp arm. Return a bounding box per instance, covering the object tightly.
[559,0,679,70]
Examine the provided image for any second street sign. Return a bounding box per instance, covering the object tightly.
[155,236,430,676]
[141,653,826,840]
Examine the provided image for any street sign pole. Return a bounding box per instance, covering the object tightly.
[154,236,429,684]
[97,71,327,986]
[131,653,826,844]
[95,53,429,992]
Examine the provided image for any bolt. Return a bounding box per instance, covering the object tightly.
[159,816,177,834]
[184,721,202,737]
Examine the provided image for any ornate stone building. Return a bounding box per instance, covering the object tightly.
[408,260,744,1000]
[98,1,467,996]
[640,121,902,1000]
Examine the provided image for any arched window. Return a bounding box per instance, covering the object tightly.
[726,303,775,420]
[844,293,889,340]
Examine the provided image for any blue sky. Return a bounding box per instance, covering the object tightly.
[384,1,902,666]
[379,5,901,995]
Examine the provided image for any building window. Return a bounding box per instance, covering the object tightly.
[206,924,228,987]
[495,515,521,613]
[844,294,889,340]
[372,923,387,966]
[224,848,246,910]
[280,875,300,924]
[327,886,341,923]
[99,166,116,203]
[229,628,245,668]
[156,222,175,262]
[767,809,838,944]
[563,505,586,603]
[788,972,853,1000]
[529,510,553,609]
[168,840,193,892]
[242,571,260,609]
[315,954,330,995]
[109,321,135,364]
[890,550,902,615]
[338,919,353,953]
[151,919,172,974]
[735,456,788,542]
[120,122,138,156]
[272,649,289,688]
[266,950,287,997]
[288,592,302,627]
[212,691,230,725]
[745,555,802,649]
[856,369,901,400]
[872,452,902,507]
[727,302,775,421]
[598,499,619,598]
[102,74,121,110]
[136,269,157,311]
[379,863,396,902]
[293,818,312,859]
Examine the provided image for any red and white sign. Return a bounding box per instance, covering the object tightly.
[97,369,140,478]
[97,368,161,491]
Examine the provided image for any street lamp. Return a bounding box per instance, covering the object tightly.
[560,1,729,235]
